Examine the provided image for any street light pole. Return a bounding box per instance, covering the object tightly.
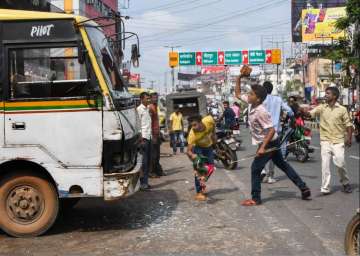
[164,45,181,92]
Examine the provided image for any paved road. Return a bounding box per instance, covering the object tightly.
[0,128,359,256]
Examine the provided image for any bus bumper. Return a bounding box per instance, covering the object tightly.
[103,158,141,201]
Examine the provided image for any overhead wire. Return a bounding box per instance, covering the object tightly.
[142,19,290,47]
[135,0,278,36]
[138,0,288,42]
[141,0,222,19]
[130,0,203,15]
[140,20,290,50]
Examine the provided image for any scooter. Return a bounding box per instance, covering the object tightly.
[280,117,314,163]
[352,110,360,143]
[213,123,241,170]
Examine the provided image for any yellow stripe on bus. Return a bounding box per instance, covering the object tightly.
[5,100,95,107]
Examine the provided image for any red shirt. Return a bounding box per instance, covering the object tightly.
[149,103,160,139]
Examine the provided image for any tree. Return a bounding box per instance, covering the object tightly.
[283,80,302,98]
[327,0,360,88]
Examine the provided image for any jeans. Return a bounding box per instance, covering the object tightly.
[193,146,214,193]
[171,131,185,153]
[251,139,307,203]
[263,128,289,178]
[140,139,151,185]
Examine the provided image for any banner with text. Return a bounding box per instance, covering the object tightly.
[171,49,281,67]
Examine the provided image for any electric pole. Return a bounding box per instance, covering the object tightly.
[164,45,181,92]
[149,80,155,90]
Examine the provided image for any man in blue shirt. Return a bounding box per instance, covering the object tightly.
[261,81,293,183]
[220,101,236,129]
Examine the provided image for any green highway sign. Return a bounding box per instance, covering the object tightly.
[249,50,265,65]
[177,49,276,66]
[225,51,242,65]
[179,52,195,65]
[202,51,218,65]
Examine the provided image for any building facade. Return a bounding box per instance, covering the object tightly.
[51,0,118,36]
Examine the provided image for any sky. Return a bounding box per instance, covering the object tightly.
[120,0,293,92]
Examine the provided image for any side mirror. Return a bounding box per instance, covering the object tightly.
[131,44,140,67]
[77,40,87,64]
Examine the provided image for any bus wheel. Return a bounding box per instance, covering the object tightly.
[0,172,59,237]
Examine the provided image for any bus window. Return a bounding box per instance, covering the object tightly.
[9,47,89,99]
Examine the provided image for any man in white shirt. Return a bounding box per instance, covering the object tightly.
[137,92,152,190]
[261,81,293,184]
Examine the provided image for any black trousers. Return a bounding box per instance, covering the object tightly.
[151,139,163,175]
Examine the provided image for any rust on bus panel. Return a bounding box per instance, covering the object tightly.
[103,169,141,200]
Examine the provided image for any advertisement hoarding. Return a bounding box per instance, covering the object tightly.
[291,0,346,42]
[301,7,346,43]
[201,66,226,74]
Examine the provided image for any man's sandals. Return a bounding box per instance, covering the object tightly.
[241,199,261,206]
[241,187,311,206]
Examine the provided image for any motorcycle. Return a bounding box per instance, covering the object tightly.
[344,209,360,255]
[280,116,314,163]
[213,123,241,170]
[352,110,360,143]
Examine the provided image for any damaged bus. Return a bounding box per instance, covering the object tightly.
[0,9,141,237]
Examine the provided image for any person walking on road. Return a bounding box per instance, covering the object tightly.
[169,108,185,154]
[137,92,152,190]
[261,81,293,184]
[187,115,216,201]
[149,92,165,178]
[305,87,353,194]
[235,66,311,206]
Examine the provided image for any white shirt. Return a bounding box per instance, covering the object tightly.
[137,104,152,140]
[263,95,293,132]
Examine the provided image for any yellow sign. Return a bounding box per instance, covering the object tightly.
[168,52,179,67]
[301,7,346,43]
[271,49,281,64]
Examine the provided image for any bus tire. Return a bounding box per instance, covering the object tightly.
[0,172,59,237]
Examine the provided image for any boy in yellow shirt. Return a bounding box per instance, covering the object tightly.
[187,115,216,201]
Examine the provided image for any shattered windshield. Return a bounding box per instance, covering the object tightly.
[85,26,130,99]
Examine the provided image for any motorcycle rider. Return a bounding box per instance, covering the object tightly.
[219,101,237,130]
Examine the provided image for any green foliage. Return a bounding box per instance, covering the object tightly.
[283,80,302,98]
[328,0,360,86]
